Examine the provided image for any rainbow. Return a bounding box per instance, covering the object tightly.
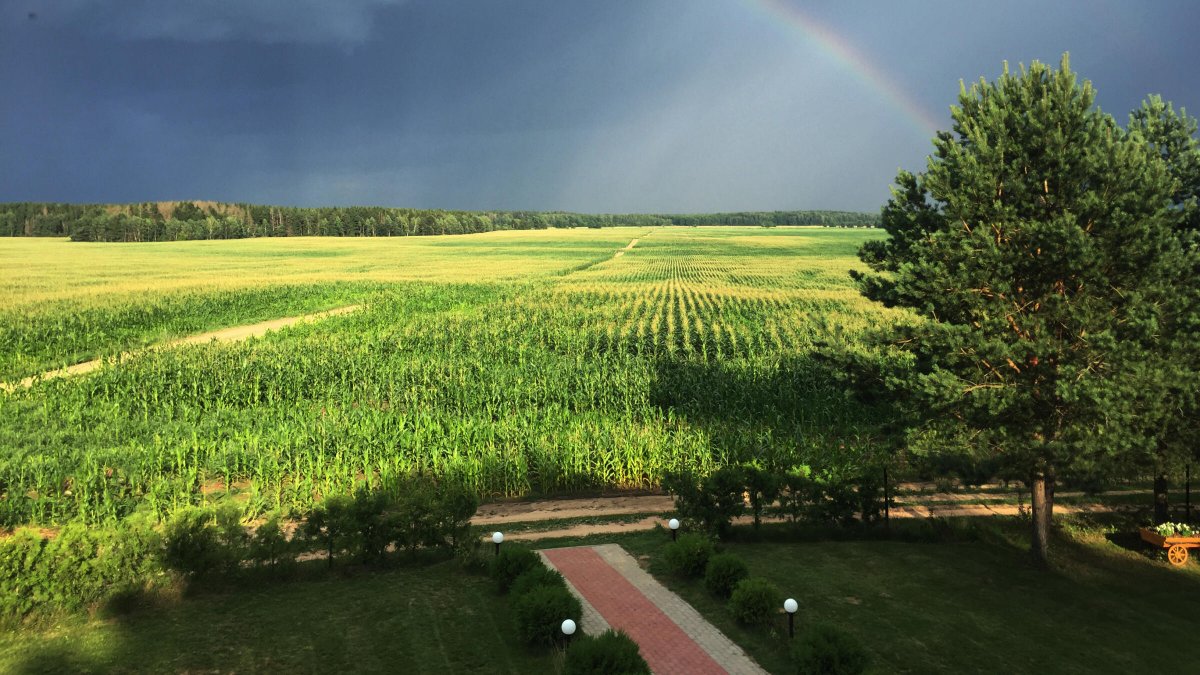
[745,0,944,135]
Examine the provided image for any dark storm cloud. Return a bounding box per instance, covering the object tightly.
[2,1,1199,212]
[25,0,406,44]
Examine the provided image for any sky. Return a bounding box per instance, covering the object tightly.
[2,1,1198,213]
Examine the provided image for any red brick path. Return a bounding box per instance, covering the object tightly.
[542,546,727,675]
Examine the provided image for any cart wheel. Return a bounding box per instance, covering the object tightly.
[1167,545,1189,566]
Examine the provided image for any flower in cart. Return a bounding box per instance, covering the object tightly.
[1153,522,1197,537]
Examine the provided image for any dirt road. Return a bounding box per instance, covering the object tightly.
[4,304,361,391]
[475,493,1123,542]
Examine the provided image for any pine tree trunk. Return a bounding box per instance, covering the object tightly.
[1153,472,1170,525]
[1030,470,1054,566]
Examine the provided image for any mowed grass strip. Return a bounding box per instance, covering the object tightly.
[621,522,1200,674]
[0,561,554,675]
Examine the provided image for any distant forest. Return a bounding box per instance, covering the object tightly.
[0,201,879,242]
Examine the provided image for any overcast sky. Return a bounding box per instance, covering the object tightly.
[2,1,1197,213]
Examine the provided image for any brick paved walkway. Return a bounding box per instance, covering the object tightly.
[541,544,766,675]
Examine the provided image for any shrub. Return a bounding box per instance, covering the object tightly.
[249,515,293,575]
[778,466,814,524]
[2,519,162,621]
[742,462,781,531]
[512,584,582,646]
[390,477,437,555]
[454,538,491,574]
[704,553,749,598]
[663,533,714,578]
[790,623,870,675]
[162,507,228,579]
[212,505,250,575]
[855,471,885,525]
[0,529,47,619]
[564,629,651,674]
[301,494,355,568]
[663,467,745,537]
[432,483,479,550]
[490,545,541,592]
[809,472,858,526]
[510,565,568,599]
[348,485,394,563]
[728,577,781,626]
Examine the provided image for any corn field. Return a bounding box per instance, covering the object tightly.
[0,227,904,527]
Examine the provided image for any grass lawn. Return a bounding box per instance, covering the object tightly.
[0,559,556,674]
[5,518,1196,674]
[614,518,1200,674]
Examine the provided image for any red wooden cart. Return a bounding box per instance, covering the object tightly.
[1140,527,1200,566]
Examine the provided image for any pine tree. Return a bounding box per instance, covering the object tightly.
[855,56,1196,564]
[1126,97,1200,521]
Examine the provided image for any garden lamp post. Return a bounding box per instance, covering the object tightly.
[492,531,504,556]
[561,618,577,649]
[784,598,798,638]
[668,518,680,541]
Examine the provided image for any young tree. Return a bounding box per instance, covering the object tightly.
[1126,97,1200,521]
[1130,95,1200,237]
[854,56,1194,564]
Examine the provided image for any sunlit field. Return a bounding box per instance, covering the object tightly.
[0,227,901,528]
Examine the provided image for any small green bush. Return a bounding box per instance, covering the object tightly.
[663,467,746,537]
[348,485,394,562]
[162,507,229,579]
[490,545,542,592]
[1,529,48,619]
[249,515,294,576]
[432,483,479,550]
[512,584,582,646]
[704,553,749,598]
[300,494,355,567]
[790,623,870,675]
[741,462,781,530]
[564,629,651,674]
[663,533,714,578]
[510,565,567,598]
[454,538,491,574]
[728,577,781,626]
[1,518,162,622]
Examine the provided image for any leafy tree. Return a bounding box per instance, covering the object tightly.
[302,494,354,568]
[854,56,1195,564]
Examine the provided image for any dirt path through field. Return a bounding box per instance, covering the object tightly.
[614,238,639,258]
[3,304,361,391]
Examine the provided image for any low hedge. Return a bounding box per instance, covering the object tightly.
[663,533,714,578]
[490,545,542,593]
[564,629,651,674]
[790,623,870,674]
[728,577,781,626]
[512,583,582,646]
[704,553,749,598]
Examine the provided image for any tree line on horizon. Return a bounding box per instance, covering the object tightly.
[0,201,879,242]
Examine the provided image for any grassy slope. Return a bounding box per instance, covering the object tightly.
[0,560,555,674]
